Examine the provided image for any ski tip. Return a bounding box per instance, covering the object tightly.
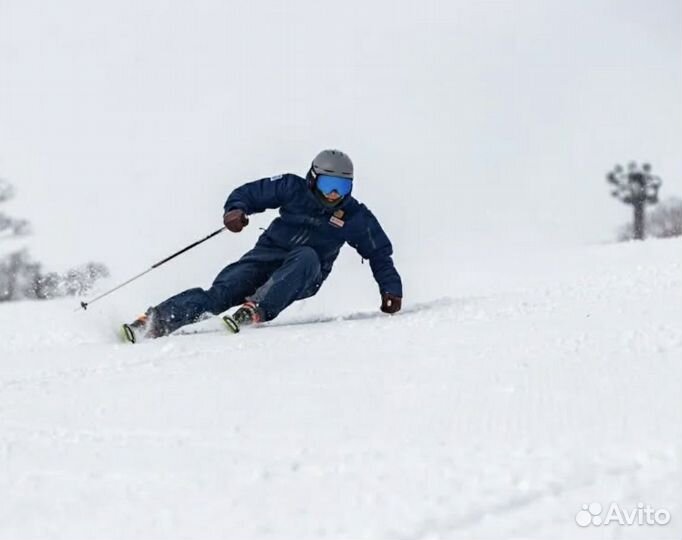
[120,323,137,344]
[222,315,240,334]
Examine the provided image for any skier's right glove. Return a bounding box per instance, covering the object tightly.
[223,209,249,233]
[380,292,402,314]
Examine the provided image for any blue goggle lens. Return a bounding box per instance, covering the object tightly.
[316,174,353,197]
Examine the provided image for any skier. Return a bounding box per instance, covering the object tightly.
[123,149,403,341]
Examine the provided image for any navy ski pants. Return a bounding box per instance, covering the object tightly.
[153,244,321,334]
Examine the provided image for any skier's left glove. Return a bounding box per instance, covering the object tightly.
[380,292,402,314]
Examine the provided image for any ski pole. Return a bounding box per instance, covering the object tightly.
[77,227,225,311]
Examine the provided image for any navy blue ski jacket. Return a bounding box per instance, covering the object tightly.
[224,173,402,297]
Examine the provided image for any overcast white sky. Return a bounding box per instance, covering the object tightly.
[1,0,680,283]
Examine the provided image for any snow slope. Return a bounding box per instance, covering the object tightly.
[0,238,680,539]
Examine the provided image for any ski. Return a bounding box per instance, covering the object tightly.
[120,323,137,344]
[222,315,240,334]
[118,316,240,343]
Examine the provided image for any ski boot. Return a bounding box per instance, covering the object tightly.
[121,308,165,343]
[223,301,263,334]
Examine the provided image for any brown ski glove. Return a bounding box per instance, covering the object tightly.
[380,292,402,314]
[223,209,249,233]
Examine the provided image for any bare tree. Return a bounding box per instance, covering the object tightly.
[0,179,31,239]
[0,177,109,301]
[607,162,662,240]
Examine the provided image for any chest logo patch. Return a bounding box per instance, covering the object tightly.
[329,214,345,228]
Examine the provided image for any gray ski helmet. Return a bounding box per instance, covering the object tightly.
[310,149,353,180]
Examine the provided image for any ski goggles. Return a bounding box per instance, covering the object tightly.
[316,174,353,197]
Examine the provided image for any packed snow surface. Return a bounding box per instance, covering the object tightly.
[1,239,680,539]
